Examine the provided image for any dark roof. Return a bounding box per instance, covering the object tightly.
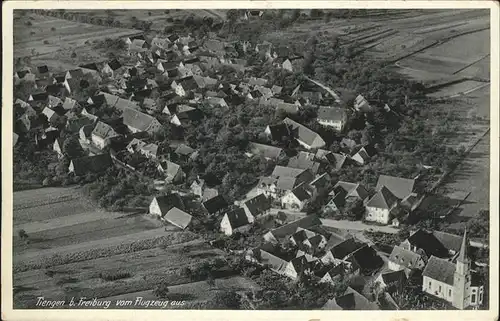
[287,152,321,174]
[350,245,383,273]
[37,65,49,74]
[381,270,407,286]
[405,229,449,258]
[129,34,146,41]
[365,186,399,209]
[202,172,222,187]
[331,238,365,260]
[243,193,271,216]
[70,154,112,176]
[225,207,251,229]
[80,63,99,71]
[30,91,48,101]
[203,195,229,214]
[154,193,185,215]
[267,215,322,240]
[108,59,122,70]
[323,287,379,310]
[291,184,313,202]
[180,76,201,91]
[45,84,64,96]
[16,70,30,78]
[376,175,415,200]
[92,121,119,140]
[67,69,84,79]
[422,256,456,286]
[266,123,291,141]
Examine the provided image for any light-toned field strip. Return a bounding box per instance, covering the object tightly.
[13,211,129,234]
[14,228,180,263]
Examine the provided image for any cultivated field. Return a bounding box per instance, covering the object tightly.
[14,13,141,58]
[12,187,257,309]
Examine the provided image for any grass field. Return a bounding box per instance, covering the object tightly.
[12,187,256,309]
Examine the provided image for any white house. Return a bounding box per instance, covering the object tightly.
[317,106,348,131]
[364,186,399,225]
[281,184,313,211]
[220,207,254,236]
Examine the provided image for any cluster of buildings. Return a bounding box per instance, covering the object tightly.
[13,28,484,310]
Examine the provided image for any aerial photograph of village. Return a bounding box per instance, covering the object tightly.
[11,8,490,310]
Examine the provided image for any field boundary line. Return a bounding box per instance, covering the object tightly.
[453,53,491,75]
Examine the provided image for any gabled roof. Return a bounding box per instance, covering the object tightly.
[422,255,456,286]
[122,107,159,132]
[243,193,271,216]
[277,102,300,114]
[79,62,99,71]
[164,207,192,229]
[388,246,423,269]
[153,194,185,215]
[159,160,182,178]
[48,95,63,107]
[323,287,379,310]
[318,106,347,122]
[175,144,195,156]
[325,152,348,170]
[203,195,229,214]
[290,184,313,202]
[330,238,365,260]
[248,142,283,159]
[107,59,122,70]
[66,69,84,79]
[365,186,399,209]
[259,249,289,273]
[271,165,306,179]
[70,154,112,176]
[266,123,292,141]
[376,175,415,200]
[432,231,463,254]
[62,97,79,111]
[283,117,325,149]
[350,245,383,272]
[380,270,407,287]
[224,207,251,230]
[405,229,449,258]
[310,173,330,190]
[37,65,49,74]
[267,215,322,241]
[287,151,321,174]
[92,121,120,140]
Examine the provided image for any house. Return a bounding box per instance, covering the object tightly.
[79,62,100,74]
[28,91,48,102]
[242,193,271,218]
[163,207,192,230]
[348,245,384,275]
[65,69,84,80]
[422,230,484,309]
[66,115,96,133]
[247,142,283,160]
[41,107,61,123]
[149,194,185,218]
[63,78,87,95]
[322,287,380,310]
[220,207,254,236]
[62,97,79,111]
[354,94,373,113]
[287,151,322,175]
[91,121,121,150]
[258,166,314,199]
[387,246,426,274]
[205,96,228,108]
[317,106,348,131]
[316,264,346,285]
[309,172,331,195]
[321,238,366,265]
[173,144,196,162]
[376,270,407,294]
[126,139,160,159]
[203,39,226,54]
[202,195,229,215]
[13,132,19,146]
[432,231,464,256]
[101,59,123,77]
[332,181,369,201]
[53,138,64,159]
[263,215,322,244]
[376,175,415,200]
[283,117,326,149]
[276,101,300,115]
[125,34,146,45]
[365,186,400,225]
[351,145,377,165]
[68,154,112,176]
[264,123,292,141]
[255,247,289,275]
[255,42,273,60]
[36,65,50,77]
[170,107,204,126]
[157,160,185,184]
[122,107,162,135]
[399,229,450,259]
[190,175,220,200]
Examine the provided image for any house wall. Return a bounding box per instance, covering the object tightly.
[220,215,233,236]
[170,115,182,127]
[422,276,454,303]
[318,119,344,131]
[68,161,75,173]
[149,199,162,217]
[365,206,391,225]
[351,153,366,165]
[469,285,484,307]
[263,232,278,244]
[91,134,108,150]
[281,193,305,211]
[387,261,404,272]
[175,85,186,97]
[283,263,298,280]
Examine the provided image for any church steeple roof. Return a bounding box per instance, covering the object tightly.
[457,228,469,263]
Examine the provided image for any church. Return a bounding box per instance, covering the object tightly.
[422,229,484,309]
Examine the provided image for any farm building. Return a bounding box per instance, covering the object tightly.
[163,207,192,230]
[317,106,348,131]
[220,207,254,236]
[364,186,400,225]
[149,194,185,218]
[68,154,112,176]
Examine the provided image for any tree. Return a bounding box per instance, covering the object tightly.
[209,291,241,309]
[18,229,28,240]
[153,282,170,298]
[345,199,365,220]
[63,136,85,159]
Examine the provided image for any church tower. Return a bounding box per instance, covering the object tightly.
[452,229,471,309]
